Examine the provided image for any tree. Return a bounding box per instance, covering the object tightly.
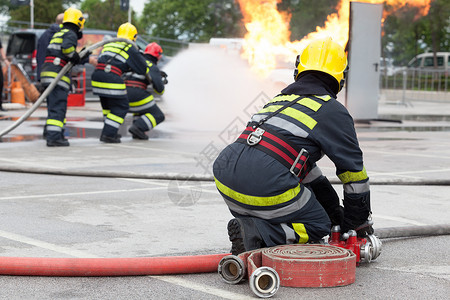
[140,0,243,42]
[81,0,137,31]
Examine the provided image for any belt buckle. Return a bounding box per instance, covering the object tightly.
[247,127,265,146]
[290,148,309,177]
[104,64,112,73]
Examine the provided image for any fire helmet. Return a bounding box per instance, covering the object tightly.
[294,37,347,89]
[144,42,163,60]
[117,22,137,41]
[63,7,85,30]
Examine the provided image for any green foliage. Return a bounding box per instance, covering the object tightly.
[140,0,243,42]
[81,0,137,31]
[6,0,65,27]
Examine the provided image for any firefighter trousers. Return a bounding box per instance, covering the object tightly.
[100,95,129,138]
[45,85,68,141]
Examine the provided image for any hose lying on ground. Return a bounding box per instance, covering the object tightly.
[0,37,141,138]
[0,224,448,277]
[0,164,449,186]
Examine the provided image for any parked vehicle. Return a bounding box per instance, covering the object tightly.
[407,52,450,71]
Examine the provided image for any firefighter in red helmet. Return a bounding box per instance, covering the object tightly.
[124,42,167,140]
[213,37,373,255]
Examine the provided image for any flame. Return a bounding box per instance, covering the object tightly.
[237,0,431,77]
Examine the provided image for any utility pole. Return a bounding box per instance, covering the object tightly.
[30,0,34,28]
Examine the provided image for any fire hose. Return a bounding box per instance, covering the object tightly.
[0,37,149,138]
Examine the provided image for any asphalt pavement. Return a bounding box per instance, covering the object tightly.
[0,86,449,299]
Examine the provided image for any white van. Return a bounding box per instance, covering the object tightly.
[407,52,450,71]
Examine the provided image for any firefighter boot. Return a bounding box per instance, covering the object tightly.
[47,139,70,147]
[227,217,264,255]
[100,134,121,143]
[128,124,149,140]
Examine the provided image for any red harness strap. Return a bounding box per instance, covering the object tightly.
[96,63,123,76]
[44,56,68,67]
[125,80,147,89]
[236,125,310,180]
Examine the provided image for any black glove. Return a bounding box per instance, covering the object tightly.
[342,193,372,236]
[69,52,81,65]
[309,176,342,227]
[160,71,168,84]
[79,47,92,60]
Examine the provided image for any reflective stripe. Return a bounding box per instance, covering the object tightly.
[344,181,370,194]
[258,105,317,129]
[129,95,153,107]
[48,44,61,50]
[270,95,322,112]
[62,46,75,55]
[50,38,63,44]
[46,125,62,132]
[92,87,127,96]
[292,223,309,243]
[144,113,157,128]
[106,113,124,124]
[281,223,296,244]
[302,165,323,184]
[251,114,309,138]
[128,100,155,112]
[102,43,130,59]
[314,95,331,101]
[101,52,127,63]
[40,72,71,84]
[223,188,311,219]
[105,119,120,128]
[102,109,110,116]
[91,81,126,90]
[338,167,368,183]
[40,78,71,90]
[46,119,64,128]
[215,177,301,206]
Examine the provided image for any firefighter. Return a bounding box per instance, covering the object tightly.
[124,42,166,140]
[213,37,372,255]
[40,7,87,147]
[91,22,149,143]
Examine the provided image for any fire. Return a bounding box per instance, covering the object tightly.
[237,0,431,77]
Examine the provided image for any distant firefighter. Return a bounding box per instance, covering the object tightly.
[91,23,149,143]
[124,42,167,140]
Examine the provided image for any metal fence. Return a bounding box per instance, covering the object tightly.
[380,68,449,103]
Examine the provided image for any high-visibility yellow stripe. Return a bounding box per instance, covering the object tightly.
[40,72,70,84]
[50,38,63,44]
[292,223,309,243]
[270,94,299,103]
[102,109,110,115]
[106,113,124,124]
[214,177,301,206]
[145,113,157,127]
[129,95,153,107]
[259,105,317,129]
[298,98,322,112]
[62,46,75,54]
[46,119,64,127]
[102,42,130,59]
[338,167,368,183]
[91,81,126,90]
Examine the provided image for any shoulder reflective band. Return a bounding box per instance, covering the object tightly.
[236,125,310,179]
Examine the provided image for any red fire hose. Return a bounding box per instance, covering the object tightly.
[0,253,229,277]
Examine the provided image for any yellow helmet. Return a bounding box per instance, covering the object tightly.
[294,37,347,88]
[63,7,85,30]
[117,22,137,41]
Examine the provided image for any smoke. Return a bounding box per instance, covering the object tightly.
[162,45,289,132]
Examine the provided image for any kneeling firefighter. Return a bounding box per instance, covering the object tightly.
[124,42,166,140]
[40,7,88,147]
[213,37,373,255]
[91,22,149,143]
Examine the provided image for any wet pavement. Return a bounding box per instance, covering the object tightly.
[0,95,449,299]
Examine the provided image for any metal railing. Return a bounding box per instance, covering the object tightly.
[380,68,449,103]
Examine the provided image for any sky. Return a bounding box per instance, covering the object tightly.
[130,0,145,17]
